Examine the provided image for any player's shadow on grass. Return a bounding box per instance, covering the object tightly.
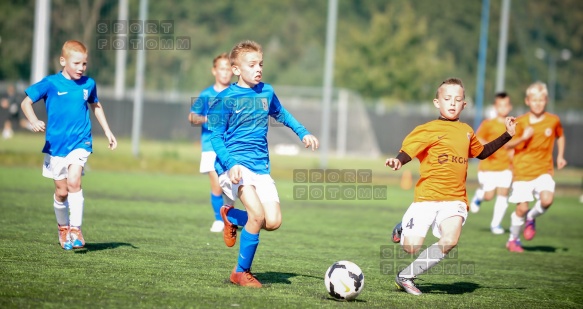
[421,281,480,294]
[74,242,138,254]
[522,245,566,253]
[255,272,320,285]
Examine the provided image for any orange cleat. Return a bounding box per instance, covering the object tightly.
[70,226,85,249]
[58,224,72,250]
[220,205,237,247]
[230,266,262,288]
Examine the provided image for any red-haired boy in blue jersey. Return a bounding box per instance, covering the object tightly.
[21,40,117,250]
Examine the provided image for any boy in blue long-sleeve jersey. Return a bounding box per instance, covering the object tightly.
[208,40,319,287]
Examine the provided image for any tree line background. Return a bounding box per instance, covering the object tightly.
[0,0,581,111]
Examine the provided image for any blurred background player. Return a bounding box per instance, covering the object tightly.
[189,53,234,232]
[386,78,516,295]
[469,92,513,235]
[20,40,117,250]
[209,40,319,287]
[504,81,566,253]
[1,83,31,139]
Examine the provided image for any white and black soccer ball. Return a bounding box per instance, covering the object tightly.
[324,260,364,301]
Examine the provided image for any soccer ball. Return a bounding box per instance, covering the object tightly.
[324,260,364,301]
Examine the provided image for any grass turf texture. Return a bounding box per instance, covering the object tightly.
[1,134,583,308]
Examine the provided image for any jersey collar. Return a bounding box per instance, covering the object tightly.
[438,116,459,122]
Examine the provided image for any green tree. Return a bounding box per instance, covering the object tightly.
[335,2,455,102]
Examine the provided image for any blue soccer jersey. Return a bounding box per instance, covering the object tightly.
[25,72,98,157]
[191,85,219,152]
[208,82,310,175]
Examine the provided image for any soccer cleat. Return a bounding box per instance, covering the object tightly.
[470,200,481,213]
[69,226,85,249]
[58,225,73,250]
[220,205,237,247]
[395,273,422,296]
[523,218,536,241]
[506,239,524,253]
[2,129,13,140]
[391,222,402,243]
[210,220,225,233]
[490,226,505,235]
[230,266,262,288]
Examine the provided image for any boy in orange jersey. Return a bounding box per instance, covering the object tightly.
[504,82,566,253]
[469,92,513,235]
[386,78,516,295]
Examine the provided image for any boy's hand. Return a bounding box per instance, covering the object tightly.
[106,132,117,150]
[302,134,319,151]
[30,120,46,132]
[505,117,517,136]
[557,157,567,170]
[385,158,402,171]
[229,164,243,184]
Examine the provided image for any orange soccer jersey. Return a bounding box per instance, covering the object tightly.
[512,112,563,181]
[476,118,512,171]
[400,119,484,206]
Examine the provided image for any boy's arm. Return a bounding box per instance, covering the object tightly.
[20,96,45,132]
[188,112,206,125]
[556,135,567,169]
[189,97,208,125]
[385,151,412,171]
[208,100,237,170]
[90,102,117,150]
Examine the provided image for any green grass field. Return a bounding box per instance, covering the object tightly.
[1,133,583,308]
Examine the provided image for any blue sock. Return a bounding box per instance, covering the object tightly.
[227,208,248,227]
[236,228,259,272]
[211,193,223,221]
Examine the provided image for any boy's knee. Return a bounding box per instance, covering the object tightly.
[540,198,553,208]
[67,178,81,192]
[516,203,529,216]
[438,239,458,254]
[55,190,68,201]
[402,244,422,254]
[483,191,495,201]
[264,219,281,231]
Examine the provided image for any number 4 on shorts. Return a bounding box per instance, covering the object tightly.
[405,218,414,229]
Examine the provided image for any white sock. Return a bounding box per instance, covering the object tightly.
[491,195,509,228]
[68,190,84,227]
[526,200,546,220]
[472,188,485,204]
[53,195,69,226]
[399,243,445,278]
[509,211,525,241]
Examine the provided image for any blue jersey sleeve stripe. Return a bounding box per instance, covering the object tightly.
[209,98,237,170]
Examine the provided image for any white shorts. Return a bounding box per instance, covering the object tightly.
[218,165,279,204]
[42,149,91,180]
[401,201,468,240]
[199,151,217,173]
[509,174,555,203]
[477,169,513,191]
